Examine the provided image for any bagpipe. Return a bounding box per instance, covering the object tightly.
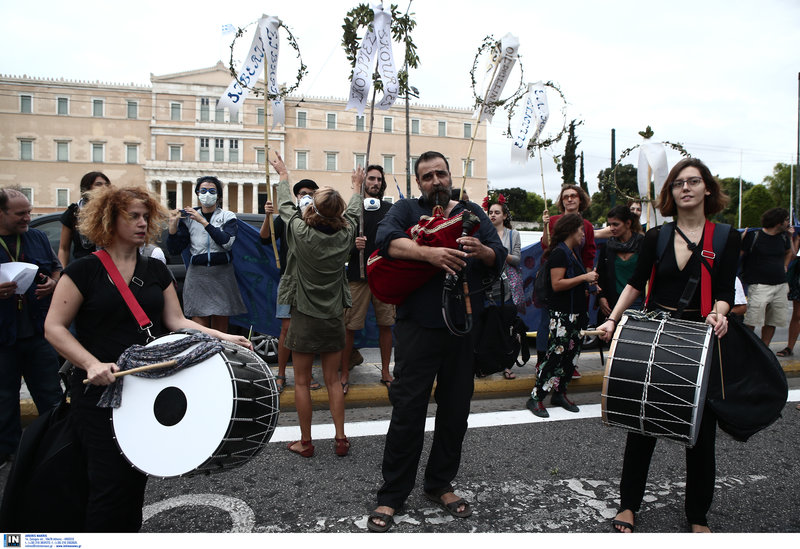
[367,208,482,335]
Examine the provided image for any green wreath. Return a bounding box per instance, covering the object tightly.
[469,35,526,115]
[226,19,307,100]
[504,81,570,154]
[342,3,419,96]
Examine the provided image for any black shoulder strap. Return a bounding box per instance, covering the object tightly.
[656,222,674,264]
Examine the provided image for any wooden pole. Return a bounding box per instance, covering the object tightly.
[539,151,550,247]
[359,86,378,280]
[83,360,178,384]
[265,90,280,269]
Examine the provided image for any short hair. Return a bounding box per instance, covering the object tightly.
[0,186,26,212]
[546,213,584,258]
[761,207,789,229]
[487,201,512,229]
[414,151,449,178]
[365,165,387,199]
[606,204,643,234]
[77,185,167,248]
[79,171,110,193]
[302,187,348,231]
[557,184,590,213]
[195,175,223,206]
[656,158,729,217]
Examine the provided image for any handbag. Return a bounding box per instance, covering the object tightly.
[505,265,525,307]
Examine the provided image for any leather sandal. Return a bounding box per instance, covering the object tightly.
[777,347,793,357]
[424,487,472,518]
[367,510,394,532]
[275,375,286,394]
[287,439,314,458]
[334,436,350,457]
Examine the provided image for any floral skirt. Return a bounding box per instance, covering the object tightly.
[531,311,586,402]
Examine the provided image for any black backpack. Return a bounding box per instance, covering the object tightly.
[532,260,551,308]
[474,302,530,377]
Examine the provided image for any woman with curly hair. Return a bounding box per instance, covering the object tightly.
[526,213,598,418]
[270,153,361,458]
[44,185,250,532]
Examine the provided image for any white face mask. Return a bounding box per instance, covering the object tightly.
[364,197,380,211]
[298,194,313,212]
[198,192,217,207]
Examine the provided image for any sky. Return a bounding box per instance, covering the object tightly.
[2,0,799,202]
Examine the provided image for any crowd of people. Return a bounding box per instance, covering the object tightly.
[0,151,797,533]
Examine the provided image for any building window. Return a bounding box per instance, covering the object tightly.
[354,154,366,169]
[256,148,265,164]
[356,115,365,132]
[326,113,337,130]
[169,145,182,161]
[20,95,32,113]
[296,151,308,170]
[20,188,33,203]
[383,155,394,174]
[257,108,264,126]
[19,139,33,160]
[127,101,138,119]
[57,97,69,115]
[463,159,474,177]
[200,98,210,122]
[438,121,446,137]
[199,138,209,161]
[463,123,472,139]
[383,117,393,133]
[229,139,239,162]
[56,141,69,162]
[126,144,138,164]
[410,156,419,173]
[215,101,225,122]
[170,102,181,121]
[297,111,307,128]
[57,189,69,208]
[411,119,420,135]
[92,143,104,163]
[326,152,337,171]
[214,138,224,162]
[92,99,104,117]
[229,109,238,124]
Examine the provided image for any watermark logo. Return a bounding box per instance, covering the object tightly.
[3,534,20,547]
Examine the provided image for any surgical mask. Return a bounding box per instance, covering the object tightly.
[198,192,217,207]
[298,194,313,212]
[364,197,380,211]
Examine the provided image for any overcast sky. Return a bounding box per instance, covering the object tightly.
[2,0,798,201]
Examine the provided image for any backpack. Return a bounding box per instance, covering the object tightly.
[532,260,551,308]
[473,302,530,377]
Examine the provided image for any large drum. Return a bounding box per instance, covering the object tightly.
[112,333,279,478]
[601,313,714,447]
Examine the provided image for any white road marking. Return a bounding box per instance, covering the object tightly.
[142,494,255,532]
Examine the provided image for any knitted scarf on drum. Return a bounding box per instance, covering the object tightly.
[98,333,223,408]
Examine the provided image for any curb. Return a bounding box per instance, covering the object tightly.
[20,362,800,419]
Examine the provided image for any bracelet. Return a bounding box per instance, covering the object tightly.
[608,317,618,325]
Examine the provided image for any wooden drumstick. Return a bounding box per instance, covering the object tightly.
[82,360,178,384]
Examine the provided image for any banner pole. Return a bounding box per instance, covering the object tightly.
[265,86,280,269]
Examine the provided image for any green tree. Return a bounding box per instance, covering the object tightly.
[763,162,794,210]
[491,187,548,222]
[588,163,639,222]
[741,184,775,228]
[579,151,588,194]
[716,176,753,226]
[560,120,581,185]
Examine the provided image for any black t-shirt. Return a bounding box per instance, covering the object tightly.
[260,215,288,276]
[741,230,790,285]
[63,253,173,404]
[547,245,587,314]
[60,203,96,259]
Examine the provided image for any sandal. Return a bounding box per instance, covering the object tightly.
[309,377,322,390]
[341,381,350,395]
[367,510,394,533]
[379,379,392,388]
[334,436,350,457]
[612,510,635,533]
[503,369,516,380]
[777,347,793,357]
[424,488,472,518]
[287,439,314,458]
[275,375,286,394]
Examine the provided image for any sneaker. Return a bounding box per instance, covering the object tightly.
[526,398,549,418]
[572,367,581,379]
[551,392,579,413]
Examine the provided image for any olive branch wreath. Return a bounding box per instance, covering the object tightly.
[503,80,570,155]
[226,19,308,99]
[469,35,526,117]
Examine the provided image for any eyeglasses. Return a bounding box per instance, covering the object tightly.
[670,177,704,189]
[197,188,217,195]
[419,170,449,182]
[562,193,579,201]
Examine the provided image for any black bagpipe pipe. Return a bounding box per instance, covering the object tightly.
[441,211,480,336]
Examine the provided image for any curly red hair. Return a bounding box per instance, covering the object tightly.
[77,185,168,248]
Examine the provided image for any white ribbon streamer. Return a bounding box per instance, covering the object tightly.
[511,82,549,164]
[637,140,669,225]
[346,5,398,114]
[478,33,519,123]
[218,16,284,126]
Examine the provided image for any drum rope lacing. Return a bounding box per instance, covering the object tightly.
[98,333,223,408]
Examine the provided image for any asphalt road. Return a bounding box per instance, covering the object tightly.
[133,385,800,535]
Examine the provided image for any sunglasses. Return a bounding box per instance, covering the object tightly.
[198,188,218,195]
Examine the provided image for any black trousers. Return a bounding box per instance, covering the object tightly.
[618,405,717,526]
[72,402,147,532]
[376,320,475,510]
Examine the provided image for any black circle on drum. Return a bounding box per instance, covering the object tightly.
[153,386,188,427]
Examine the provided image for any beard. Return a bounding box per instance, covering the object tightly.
[422,182,452,208]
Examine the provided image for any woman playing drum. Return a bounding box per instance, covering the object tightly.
[44,186,250,532]
[597,158,741,533]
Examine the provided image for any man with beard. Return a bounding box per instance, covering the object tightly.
[339,165,394,393]
[367,152,506,532]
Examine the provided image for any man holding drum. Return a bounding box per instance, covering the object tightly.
[597,158,740,533]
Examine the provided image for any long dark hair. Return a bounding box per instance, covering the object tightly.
[79,171,110,193]
[488,201,512,229]
[607,205,642,235]
[545,213,583,259]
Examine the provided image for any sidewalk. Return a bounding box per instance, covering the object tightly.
[21,342,800,418]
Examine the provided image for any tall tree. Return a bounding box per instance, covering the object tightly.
[579,151,587,194]
[763,162,794,210]
[716,176,754,226]
[587,163,639,222]
[560,120,581,185]
[741,184,775,228]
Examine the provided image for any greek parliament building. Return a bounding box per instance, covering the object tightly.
[0,62,487,215]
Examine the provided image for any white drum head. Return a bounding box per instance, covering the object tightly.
[112,333,234,477]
